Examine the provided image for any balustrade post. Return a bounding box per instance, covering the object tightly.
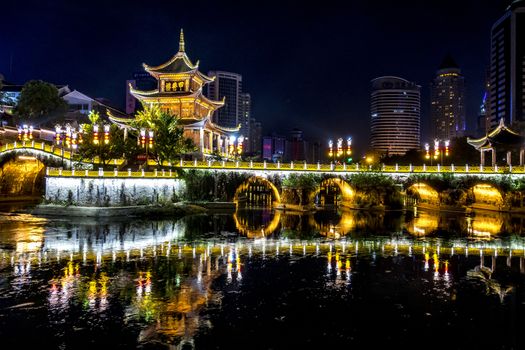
[250,160,253,168]
[180,158,183,167]
[480,164,483,172]
[409,164,413,172]
[85,169,89,176]
[58,168,62,176]
[395,163,399,172]
[290,161,294,169]
[343,163,347,171]
[495,164,498,172]
[304,162,307,170]
[194,159,197,167]
[46,168,49,176]
[437,164,441,172]
[222,160,226,167]
[141,169,145,177]
[41,142,45,149]
[98,168,103,177]
[277,161,280,169]
[423,164,426,172]
[356,163,359,171]
[236,161,239,168]
[128,168,132,177]
[466,164,469,172]
[451,164,455,172]
[317,162,320,170]
[72,169,75,176]
[264,160,267,169]
[154,169,158,177]
[162,169,166,177]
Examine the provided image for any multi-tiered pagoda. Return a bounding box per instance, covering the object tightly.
[110,29,239,159]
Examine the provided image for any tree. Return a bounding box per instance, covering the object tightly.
[131,104,195,166]
[150,113,195,165]
[14,80,67,123]
[75,111,139,166]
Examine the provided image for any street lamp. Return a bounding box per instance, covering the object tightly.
[237,135,244,158]
[139,128,154,165]
[18,124,33,142]
[336,138,343,160]
[328,139,334,162]
[424,139,451,165]
[229,135,237,158]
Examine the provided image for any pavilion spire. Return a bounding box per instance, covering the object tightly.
[179,28,185,53]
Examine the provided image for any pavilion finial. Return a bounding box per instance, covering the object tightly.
[179,28,185,52]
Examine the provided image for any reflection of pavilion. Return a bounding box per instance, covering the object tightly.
[467,118,525,167]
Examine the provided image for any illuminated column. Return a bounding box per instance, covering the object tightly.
[520,149,525,166]
[209,131,213,153]
[492,148,496,167]
[480,150,485,166]
[199,128,204,154]
[507,151,512,166]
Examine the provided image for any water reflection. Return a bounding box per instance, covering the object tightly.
[1,209,525,348]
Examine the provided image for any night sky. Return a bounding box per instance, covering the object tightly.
[0,0,510,155]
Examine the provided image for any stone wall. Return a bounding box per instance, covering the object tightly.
[45,176,185,206]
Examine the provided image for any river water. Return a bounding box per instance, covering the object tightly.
[0,204,525,349]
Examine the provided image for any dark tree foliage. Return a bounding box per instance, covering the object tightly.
[14,80,67,123]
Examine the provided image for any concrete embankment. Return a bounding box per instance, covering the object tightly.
[30,203,207,218]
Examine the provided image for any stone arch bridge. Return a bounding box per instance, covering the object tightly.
[3,141,525,211]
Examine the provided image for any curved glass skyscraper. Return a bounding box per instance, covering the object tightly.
[370,76,421,155]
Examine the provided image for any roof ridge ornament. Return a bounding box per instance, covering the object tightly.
[179,28,185,53]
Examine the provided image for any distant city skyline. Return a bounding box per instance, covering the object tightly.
[0,0,515,154]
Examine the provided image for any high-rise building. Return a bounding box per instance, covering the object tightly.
[488,0,525,130]
[125,72,158,114]
[284,128,308,162]
[262,133,285,162]
[370,76,421,155]
[430,55,466,140]
[249,117,262,157]
[207,71,242,129]
[239,92,251,146]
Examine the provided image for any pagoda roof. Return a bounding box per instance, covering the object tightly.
[183,116,240,133]
[129,85,225,108]
[467,118,525,150]
[142,29,214,83]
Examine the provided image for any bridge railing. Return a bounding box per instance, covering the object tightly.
[4,141,525,174]
[46,168,178,178]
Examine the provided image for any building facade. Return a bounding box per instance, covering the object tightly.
[239,92,251,149]
[488,0,525,130]
[430,55,466,140]
[207,71,242,129]
[249,117,262,157]
[370,76,421,155]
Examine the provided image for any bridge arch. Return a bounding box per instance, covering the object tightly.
[0,155,46,196]
[234,176,281,207]
[310,177,355,206]
[406,182,440,206]
[233,210,282,238]
[468,183,505,210]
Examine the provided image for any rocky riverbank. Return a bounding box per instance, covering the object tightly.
[30,202,207,218]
